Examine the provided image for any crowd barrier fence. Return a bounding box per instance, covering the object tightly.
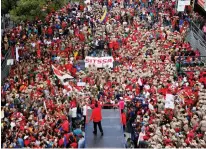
[185,21,206,62]
[1,49,12,83]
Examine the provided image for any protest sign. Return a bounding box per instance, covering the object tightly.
[165,94,175,109]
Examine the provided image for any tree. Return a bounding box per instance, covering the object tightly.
[9,0,68,23]
[46,0,68,13]
[1,0,18,15]
[10,0,46,22]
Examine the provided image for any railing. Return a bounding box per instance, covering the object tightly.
[1,49,12,83]
[185,21,206,59]
[190,21,206,41]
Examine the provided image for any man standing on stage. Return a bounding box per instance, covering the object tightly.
[90,102,104,136]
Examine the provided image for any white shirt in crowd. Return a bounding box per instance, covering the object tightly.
[83,105,91,116]
[31,42,36,48]
[110,100,115,104]
[87,5,92,11]
[1,110,4,119]
[71,107,77,118]
[125,27,130,33]
[149,103,154,111]
[10,121,16,130]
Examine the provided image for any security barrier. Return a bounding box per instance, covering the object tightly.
[185,21,206,61]
[1,49,12,83]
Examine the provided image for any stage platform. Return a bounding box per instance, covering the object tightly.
[85,109,125,148]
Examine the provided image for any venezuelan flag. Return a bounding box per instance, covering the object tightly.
[99,8,108,24]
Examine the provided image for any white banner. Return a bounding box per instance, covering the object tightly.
[178,0,191,5]
[177,5,185,11]
[165,94,175,109]
[85,56,114,68]
[77,82,86,86]
[177,0,191,12]
[7,59,14,65]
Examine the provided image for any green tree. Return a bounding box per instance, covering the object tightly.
[10,0,46,22]
[46,0,67,13]
[9,0,68,23]
[1,0,18,15]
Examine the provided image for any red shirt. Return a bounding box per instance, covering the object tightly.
[58,138,64,147]
[65,63,73,72]
[113,41,119,50]
[108,0,112,6]
[47,27,53,35]
[30,136,36,142]
[79,33,85,41]
[163,138,171,145]
[71,67,77,76]
[109,41,113,49]
[62,120,70,132]
[37,49,41,58]
[121,113,127,125]
[79,4,84,11]
[24,139,30,146]
[70,142,78,148]
[62,21,67,29]
[90,107,102,122]
[125,84,133,91]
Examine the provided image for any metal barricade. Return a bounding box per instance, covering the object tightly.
[190,21,206,42]
[1,49,12,83]
[185,21,206,61]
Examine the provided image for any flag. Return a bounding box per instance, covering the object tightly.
[99,8,108,24]
[52,65,74,94]
[64,84,73,91]
[138,78,143,86]
[52,65,74,84]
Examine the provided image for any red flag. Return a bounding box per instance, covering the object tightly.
[53,66,63,77]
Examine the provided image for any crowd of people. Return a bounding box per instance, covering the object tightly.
[1,0,206,148]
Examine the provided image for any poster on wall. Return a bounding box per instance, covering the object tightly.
[85,56,114,68]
